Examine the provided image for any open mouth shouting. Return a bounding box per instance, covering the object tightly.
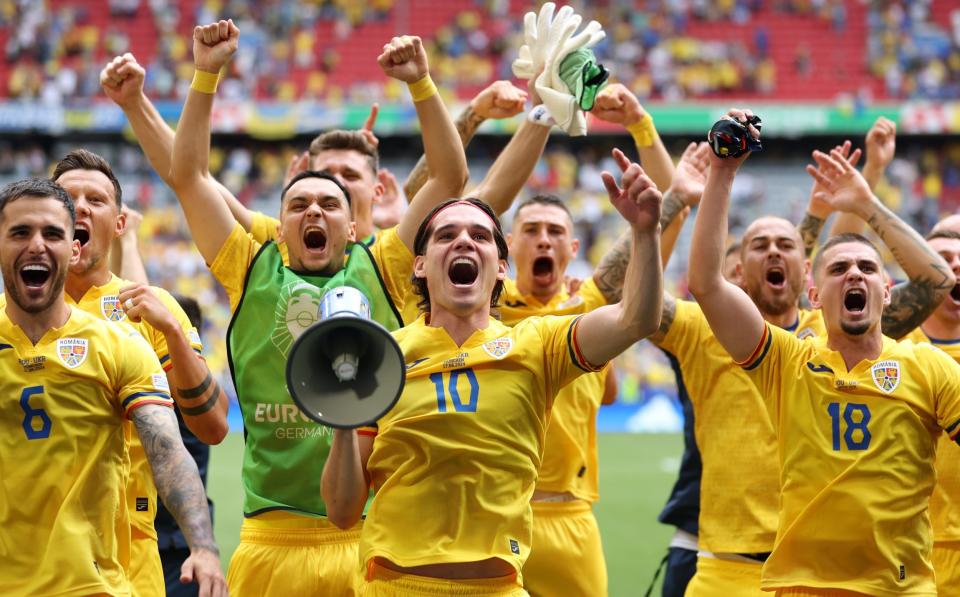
[303,226,328,253]
[765,265,786,291]
[19,261,52,294]
[73,224,90,247]
[448,256,479,287]
[950,283,960,305]
[843,287,867,314]
[532,256,555,286]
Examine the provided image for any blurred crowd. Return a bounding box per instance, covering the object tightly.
[2,0,958,103]
[868,0,960,100]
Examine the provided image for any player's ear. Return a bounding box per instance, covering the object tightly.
[346,220,356,243]
[413,255,427,279]
[70,238,81,266]
[506,232,513,250]
[496,258,507,281]
[114,208,126,238]
[881,281,891,307]
[803,258,811,280]
[570,237,580,256]
[807,285,821,309]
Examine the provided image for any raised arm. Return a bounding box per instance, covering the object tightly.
[574,150,662,365]
[830,118,896,237]
[322,430,376,529]
[383,36,469,250]
[797,140,861,257]
[807,149,955,339]
[100,52,254,232]
[120,284,229,444]
[686,109,766,362]
[403,80,527,199]
[592,142,709,303]
[132,404,226,596]
[592,84,674,191]
[110,205,149,285]
[168,20,241,265]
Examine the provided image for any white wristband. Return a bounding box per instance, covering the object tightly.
[527,104,556,128]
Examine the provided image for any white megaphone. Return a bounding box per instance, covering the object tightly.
[286,286,405,429]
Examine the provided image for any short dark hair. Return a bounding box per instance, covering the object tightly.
[926,230,960,242]
[0,178,75,228]
[513,194,573,225]
[51,149,123,208]
[281,170,352,209]
[308,130,379,177]
[812,233,882,275]
[172,293,203,332]
[412,198,509,313]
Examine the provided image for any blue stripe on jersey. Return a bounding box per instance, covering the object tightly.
[743,327,773,371]
[946,418,960,435]
[159,354,171,365]
[0,343,12,351]
[122,391,173,409]
[928,335,960,345]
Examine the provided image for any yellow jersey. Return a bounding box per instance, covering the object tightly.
[361,314,602,573]
[656,300,825,553]
[63,274,202,540]
[741,324,960,596]
[499,276,609,501]
[249,211,287,265]
[0,307,173,596]
[905,328,960,544]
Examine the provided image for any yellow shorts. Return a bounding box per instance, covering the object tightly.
[522,500,607,597]
[129,528,164,597]
[363,561,527,596]
[684,556,764,597]
[774,589,871,597]
[933,541,960,594]
[226,512,362,597]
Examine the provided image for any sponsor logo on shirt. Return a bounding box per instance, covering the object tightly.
[57,338,88,369]
[152,374,170,392]
[101,295,126,322]
[19,356,45,372]
[135,497,149,512]
[482,337,513,360]
[870,360,900,394]
[272,282,322,357]
[509,539,520,555]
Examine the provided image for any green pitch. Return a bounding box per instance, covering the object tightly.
[208,432,682,596]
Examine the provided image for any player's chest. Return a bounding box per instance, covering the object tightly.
[388,346,544,425]
[785,356,937,457]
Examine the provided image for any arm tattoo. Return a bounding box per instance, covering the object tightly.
[882,278,940,340]
[650,293,677,345]
[403,105,485,199]
[178,382,222,416]
[797,212,825,258]
[593,230,632,304]
[659,190,686,231]
[132,404,218,553]
[176,371,212,399]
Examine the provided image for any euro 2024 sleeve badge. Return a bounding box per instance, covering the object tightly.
[57,338,89,369]
[870,360,900,394]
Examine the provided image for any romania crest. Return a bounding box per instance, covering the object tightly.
[870,360,900,394]
[101,295,126,322]
[482,337,513,360]
[57,338,88,369]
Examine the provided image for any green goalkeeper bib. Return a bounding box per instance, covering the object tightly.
[227,239,402,517]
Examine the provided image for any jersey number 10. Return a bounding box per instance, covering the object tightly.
[430,368,479,413]
[827,402,871,451]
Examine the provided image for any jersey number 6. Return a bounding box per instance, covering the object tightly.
[430,368,479,413]
[20,385,52,440]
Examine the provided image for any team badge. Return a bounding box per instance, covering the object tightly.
[101,295,126,321]
[482,337,513,360]
[870,360,900,394]
[796,327,817,340]
[57,338,88,369]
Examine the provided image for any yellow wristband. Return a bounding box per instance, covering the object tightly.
[627,114,657,148]
[407,75,438,103]
[191,69,220,94]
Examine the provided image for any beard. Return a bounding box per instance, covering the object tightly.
[840,319,871,336]
[745,282,799,317]
[3,265,67,314]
